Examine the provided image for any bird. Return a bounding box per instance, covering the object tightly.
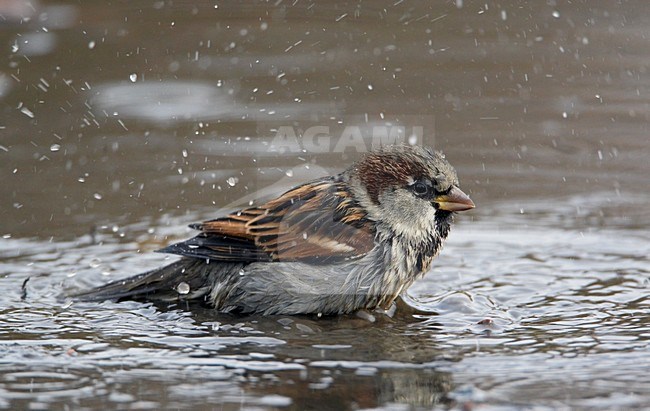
[72,145,474,316]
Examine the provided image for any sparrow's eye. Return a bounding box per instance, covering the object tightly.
[411,181,430,197]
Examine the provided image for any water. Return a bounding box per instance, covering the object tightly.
[1,1,650,409]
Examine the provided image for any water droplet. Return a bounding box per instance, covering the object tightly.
[93,193,103,200]
[367,84,373,90]
[177,282,190,295]
[88,40,96,49]
[226,177,238,187]
[20,107,34,118]
[552,10,560,18]
[50,144,61,152]
[129,73,137,82]
[182,149,188,158]
[285,169,294,177]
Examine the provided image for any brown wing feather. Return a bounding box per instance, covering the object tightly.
[160,177,376,263]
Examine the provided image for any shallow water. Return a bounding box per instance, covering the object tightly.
[2,1,650,410]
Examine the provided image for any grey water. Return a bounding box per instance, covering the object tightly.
[1,1,649,409]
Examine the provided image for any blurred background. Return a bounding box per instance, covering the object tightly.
[1,1,649,410]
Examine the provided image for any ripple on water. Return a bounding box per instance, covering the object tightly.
[1,193,649,409]
[410,214,650,358]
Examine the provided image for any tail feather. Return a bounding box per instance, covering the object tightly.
[70,258,216,303]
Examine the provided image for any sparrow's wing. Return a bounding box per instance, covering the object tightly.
[157,177,376,263]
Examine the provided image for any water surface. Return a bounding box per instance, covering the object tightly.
[1,1,650,409]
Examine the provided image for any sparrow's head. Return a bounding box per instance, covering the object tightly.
[348,145,474,241]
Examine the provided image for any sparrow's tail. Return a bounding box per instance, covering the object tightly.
[68,258,220,303]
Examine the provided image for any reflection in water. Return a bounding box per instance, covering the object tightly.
[1,0,650,409]
[0,0,40,25]
[92,82,235,123]
[11,31,57,57]
[91,81,340,124]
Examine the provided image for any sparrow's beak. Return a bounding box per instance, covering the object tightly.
[434,186,475,212]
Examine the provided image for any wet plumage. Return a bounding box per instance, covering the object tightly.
[72,145,474,315]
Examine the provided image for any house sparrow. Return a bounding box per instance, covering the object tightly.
[73,145,474,315]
